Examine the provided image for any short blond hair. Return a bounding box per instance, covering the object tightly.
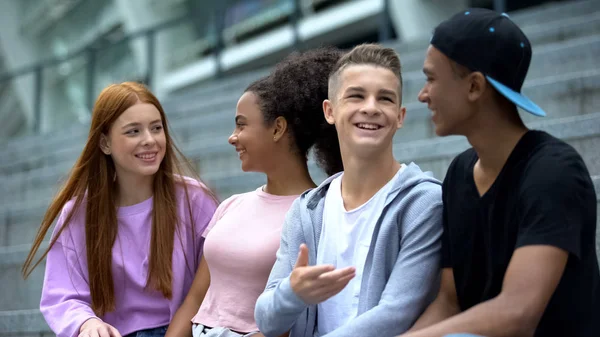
[328,43,403,104]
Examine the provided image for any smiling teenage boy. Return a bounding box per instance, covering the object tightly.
[254,44,444,337]
[401,8,600,337]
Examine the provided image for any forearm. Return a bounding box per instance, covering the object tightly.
[401,296,532,337]
[407,296,460,332]
[255,277,307,337]
[165,298,200,337]
[321,305,401,337]
[41,304,98,337]
[41,244,99,337]
[166,256,210,337]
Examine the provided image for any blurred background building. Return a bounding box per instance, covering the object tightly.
[0,0,597,335]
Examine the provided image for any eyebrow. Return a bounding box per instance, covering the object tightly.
[345,86,397,99]
[235,115,246,123]
[121,119,162,129]
[422,67,433,76]
[345,86,365,93]
[379,89,398,99]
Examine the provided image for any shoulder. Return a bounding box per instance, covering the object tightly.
[52,197,86,246]
[304,172,340,201]
[175,176,218,213]
[214,190,253,214]
[407,179,442,198]
[446,148,477,180]
[524,132,586,171]
[396,165,443,204]
[400,182,443,214]
[58,197,86,227]
[521,132,590,188]
[208,190,270,229]
[388,170,443,228]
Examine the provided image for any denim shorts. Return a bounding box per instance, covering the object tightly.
[124,325,169,337]
[192,324,259,337]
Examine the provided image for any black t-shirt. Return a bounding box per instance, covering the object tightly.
[442,130,600,336]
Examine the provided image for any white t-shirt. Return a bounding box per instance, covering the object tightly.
[316,165,406,334]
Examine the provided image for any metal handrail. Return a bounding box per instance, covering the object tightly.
[0,14,187,83]
[0,0,409,135]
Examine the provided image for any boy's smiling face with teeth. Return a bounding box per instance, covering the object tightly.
[324,64,405,158]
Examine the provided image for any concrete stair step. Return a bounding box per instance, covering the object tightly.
[507,0,600,27]
[0,309,51,337]
[2,112,599,250]
[2,30,600,179]
[2,66,599,206]
[2,10,600,173]
[171,0,600,99]
[201,112,600,193]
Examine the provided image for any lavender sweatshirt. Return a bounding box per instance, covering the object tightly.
[40,180,217,337]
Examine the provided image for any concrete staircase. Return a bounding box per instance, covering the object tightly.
[0,1,599,336]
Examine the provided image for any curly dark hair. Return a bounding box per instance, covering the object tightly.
[245,47,343,176]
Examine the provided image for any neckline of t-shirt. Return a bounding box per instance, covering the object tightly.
[255,186,301,201]
[337,163,406,214]
[117,196,154,216]
[468,130,542,199]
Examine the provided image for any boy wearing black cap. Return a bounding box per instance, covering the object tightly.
[400,8,600,337]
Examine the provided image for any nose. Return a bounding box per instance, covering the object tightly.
[141,129,156,147]
[360,96,381,116]
[228,131,238,146]
[418,86,429,103]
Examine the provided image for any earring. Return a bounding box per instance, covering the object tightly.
[273,136,277,141]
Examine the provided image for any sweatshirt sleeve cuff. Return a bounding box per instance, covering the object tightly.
[276,276,307,311]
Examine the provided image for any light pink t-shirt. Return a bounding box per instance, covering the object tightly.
[191,187,299,333]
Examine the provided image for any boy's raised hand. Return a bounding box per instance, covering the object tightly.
[290,244,356,304]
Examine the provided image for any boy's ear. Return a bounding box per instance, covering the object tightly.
[323,99,335,125]
[396,106,406,130]
[467,72,487,102]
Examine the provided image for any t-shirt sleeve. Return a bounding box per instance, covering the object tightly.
[202,206,222,238]
[441,178,452,268]
[515,147,593,259]
[441,154,461,268]
[201,194,240,238]
[185,185,218,239]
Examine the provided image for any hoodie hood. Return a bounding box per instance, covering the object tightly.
[303,162,441,210]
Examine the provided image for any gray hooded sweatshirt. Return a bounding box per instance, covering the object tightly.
[255,163,443,337]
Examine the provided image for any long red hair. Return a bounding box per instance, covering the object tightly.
[22,82,217,316]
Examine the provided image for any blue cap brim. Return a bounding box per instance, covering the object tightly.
[486,76,546,117]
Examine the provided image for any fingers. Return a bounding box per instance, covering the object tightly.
[290,242,357,305]
[319,283,350,302]
[301,264,336,278]
[297,265,355,288]
[107,325,123,337]
[294,244,309,269]
[317,266,356,283]
[331,270,356,287]
[308,272,355,302]
[90,328,101,337]
[79,321,121,337]
[316,271,355,296]
[97,326,111,337]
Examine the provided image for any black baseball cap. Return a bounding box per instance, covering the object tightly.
[430,8,546,117]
